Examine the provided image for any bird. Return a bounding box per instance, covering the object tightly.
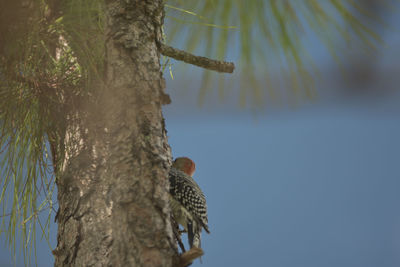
[169,157,209,250]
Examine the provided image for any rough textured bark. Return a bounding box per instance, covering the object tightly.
[53,1,177,266]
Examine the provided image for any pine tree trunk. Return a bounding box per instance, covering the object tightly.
[53,1,177,266]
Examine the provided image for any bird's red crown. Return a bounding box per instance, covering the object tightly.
[173,157,196,177]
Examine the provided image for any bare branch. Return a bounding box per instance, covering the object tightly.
[158,42,235,73]
[179,247,204,267]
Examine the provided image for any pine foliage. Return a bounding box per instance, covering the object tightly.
[166,0,394,105]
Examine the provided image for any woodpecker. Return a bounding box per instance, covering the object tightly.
[169,157,210,249]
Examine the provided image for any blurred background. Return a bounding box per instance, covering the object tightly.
[1,1,400,266]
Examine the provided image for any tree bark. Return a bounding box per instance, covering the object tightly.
[53,1,177,266]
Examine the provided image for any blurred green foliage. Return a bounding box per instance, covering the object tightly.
[166,0,393,105]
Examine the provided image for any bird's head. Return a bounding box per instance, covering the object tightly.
[172,157,196,177]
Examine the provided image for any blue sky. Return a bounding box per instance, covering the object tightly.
[167,104,400,267]
[1,3,400,267]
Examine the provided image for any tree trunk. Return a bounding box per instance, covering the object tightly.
[53,1,177,266]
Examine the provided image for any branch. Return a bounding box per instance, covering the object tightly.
[179,247,204,267]
[158,42,235,73]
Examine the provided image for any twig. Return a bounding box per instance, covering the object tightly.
[157,42,235,73]
[179,247,204,267]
